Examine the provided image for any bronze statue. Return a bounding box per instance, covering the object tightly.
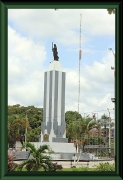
[52,43,59,61]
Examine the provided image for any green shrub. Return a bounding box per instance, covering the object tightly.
[94,162,115,171]
[52,163,63,171]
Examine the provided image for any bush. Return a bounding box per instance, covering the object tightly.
[51,163,63,171]
[8,155,18,172]
[25,163,35,171]
[94,162,115,171]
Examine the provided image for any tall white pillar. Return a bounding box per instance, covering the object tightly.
[41,60,68,143]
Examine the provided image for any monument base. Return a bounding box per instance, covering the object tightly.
[31,142,75,153]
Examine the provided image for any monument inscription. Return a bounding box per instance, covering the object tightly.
[43,134,49,141]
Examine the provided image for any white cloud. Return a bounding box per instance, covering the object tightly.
[99,93,111,106]
[64,51,114,119]
[8,9,115,120]
[8,9,115,46]
[8,26,46,62]
[8,25,46,106]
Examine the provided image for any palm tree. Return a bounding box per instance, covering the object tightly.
[79,118,97,150]
[101,114,110,131]
[17,142,54,171]
[96,114,114,144]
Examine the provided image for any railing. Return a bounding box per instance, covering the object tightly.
[83,145,114,148]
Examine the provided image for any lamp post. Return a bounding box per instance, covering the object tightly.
[109,48,115,102]
[107,108,111,158]
[109,48,115,100]
[92,113,98,120]
[25,113,28,143]
[109,48,115,161]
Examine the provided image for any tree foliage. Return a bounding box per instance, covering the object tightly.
[8,105,114,150]
[8,104,43,147]
[107,9,115,14]
[65,111,97,141]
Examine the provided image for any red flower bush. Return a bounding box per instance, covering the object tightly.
[8,154,18,171]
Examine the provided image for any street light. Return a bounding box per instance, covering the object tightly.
[107,108,111,158]
[108,48,115,57]
[25,113,28,143]
[109,48,115,161]
[111,98,115,103]
[109,47,115,100]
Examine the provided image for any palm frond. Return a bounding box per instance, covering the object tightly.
[17,159,36,171]
[36,144,50,156]
[22,142,36,155]
[40,160,54,171]
[38,155,51,161]
[40,163,49,171]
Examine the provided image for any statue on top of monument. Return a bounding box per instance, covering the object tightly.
[52,42,59,61]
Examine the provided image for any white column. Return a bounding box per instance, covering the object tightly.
[57,71,62,126]
[46,71,50,132]
[52,70,55,128]
[50,70,55,141]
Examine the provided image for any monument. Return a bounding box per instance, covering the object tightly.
[31,43,76,158]
[41,43,68,143]
[12,43,99,161]
[26,44,99,159]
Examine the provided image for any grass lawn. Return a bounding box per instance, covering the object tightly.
[17,167,96,171]
[15,162,115,172]
[56,167,96,171]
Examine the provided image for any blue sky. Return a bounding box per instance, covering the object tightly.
[8,9,115,120]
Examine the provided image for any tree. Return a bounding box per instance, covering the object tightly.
[96,116,106,141]
[8,105,43,146]
[8,117,27,147]
[26,127,41,142]
[107,9,115,14]
[65,110,97,142]
[96,114,114,144]
[65,110,98,151]
[65,111,83,124]
[65,111,83,140]
[17,142,54,171]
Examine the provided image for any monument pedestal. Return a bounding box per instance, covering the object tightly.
[31,142,75,153]
[30,142,99,160]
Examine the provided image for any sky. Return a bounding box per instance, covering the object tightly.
[8,9,115,120]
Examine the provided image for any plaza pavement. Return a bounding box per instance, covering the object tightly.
[57,160,115,168]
